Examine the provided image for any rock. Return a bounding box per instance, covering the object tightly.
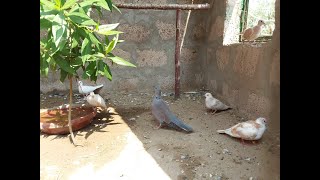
[158,148,162,151]
[129,118,136,121]
[181,155,189,159]
[213,175,222,180]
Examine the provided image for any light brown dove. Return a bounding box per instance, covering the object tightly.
[86,92,107,109]
[217,117,267,143]
[241,20,266,42]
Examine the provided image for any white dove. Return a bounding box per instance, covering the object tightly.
[86,92,107,109]
[204,92,230,115]
[78,81,104,95]
[240,20,266,42]
[217,117,267,143]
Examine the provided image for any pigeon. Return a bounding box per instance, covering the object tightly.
[152,85,193,133]
[86,92,107,109]
[217,117,267,143]
[78,81,104,95]
[204,92,230,115]
[240,20,266,42]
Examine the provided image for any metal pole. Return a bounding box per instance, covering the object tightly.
[175,9,181,99]
[114,3,210,10]
[113,3,211,99]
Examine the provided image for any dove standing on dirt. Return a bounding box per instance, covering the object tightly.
[78,81,104,95]
[152,86,193,133]
[240,20,266,42]
[86,92,107,109]
[204,93,230,115]
[217,117,267,143]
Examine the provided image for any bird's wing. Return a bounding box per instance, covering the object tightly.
[242,28,253,40]
[152,99,169,124]
[232,121,258,140]
[215,99,228,110]
[205,97,215,109]
[157,99,172,124]
[95,94,106,108]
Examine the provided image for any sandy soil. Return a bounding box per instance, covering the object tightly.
[40,89,280,180]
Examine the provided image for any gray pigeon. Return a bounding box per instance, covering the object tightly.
[152,85,193,133]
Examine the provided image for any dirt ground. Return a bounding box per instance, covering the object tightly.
[40,89,280,180]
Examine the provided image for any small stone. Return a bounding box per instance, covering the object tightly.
[209,174,213,178]
[220,157,224,160]
[181,155,188,159]
[158,148,162,151]
[49,95,53,98]
[249,177,253,180]
[136,115,140,118]
[129,118,136,121]
[205,113,208,115]
[216,151,221,155]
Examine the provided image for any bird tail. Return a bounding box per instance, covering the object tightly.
[170,116,193,133]
[217,130,226,133]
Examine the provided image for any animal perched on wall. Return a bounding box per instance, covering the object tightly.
[240,20,266,42]
[152,85,193,133]
[217,117,267,144]
[204,92,231,115]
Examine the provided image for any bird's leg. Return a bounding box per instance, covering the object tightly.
[211,109,217,115]
[153,122,163,130]
[241,139,246,146]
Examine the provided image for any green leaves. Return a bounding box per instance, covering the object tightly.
[105,34,118,54]
[53,54,76,74]
[98,60,112,80]
[105,0,113,11]
[52,12,68,51]
[40,0,57,10]
[67,12,97,26]
[40,18,52,29]
[40,0,135,84]
[61,0,77,10]
[107,54,136,67]
[95,23,123,36]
